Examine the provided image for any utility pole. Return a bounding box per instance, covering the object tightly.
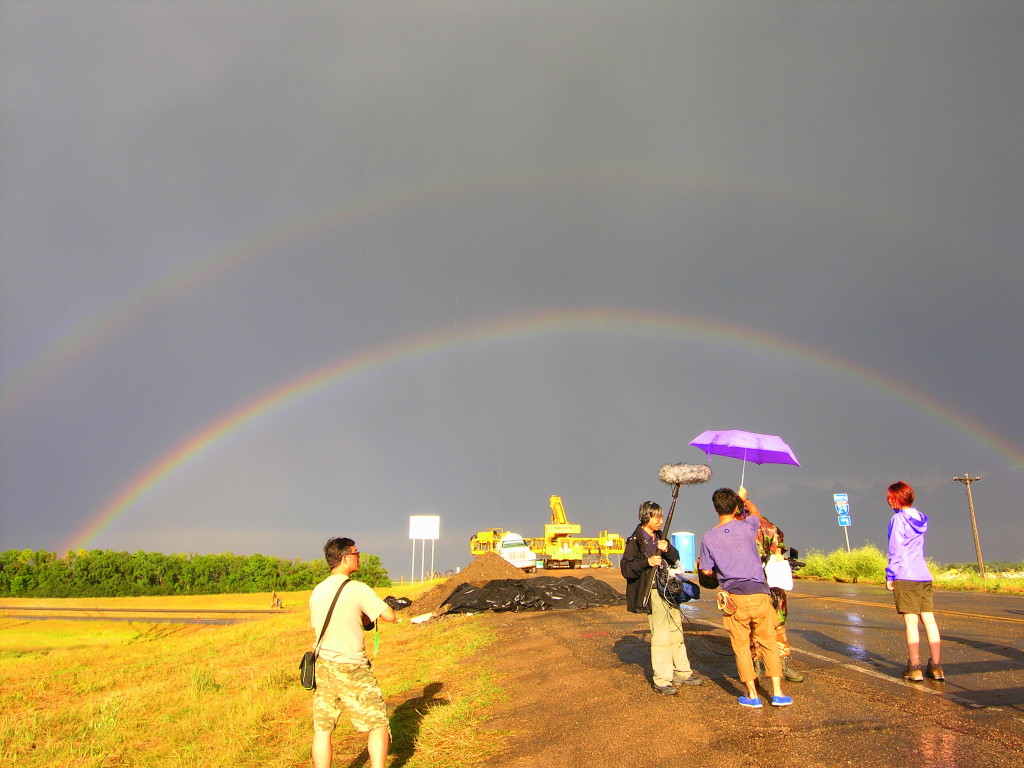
[952,474,985,578]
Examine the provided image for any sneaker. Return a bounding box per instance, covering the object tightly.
[771,695,793,707]
[653,683,678,696]
[738,695,763,708]
[903,662,924,682]
[925,660,945,681]
[672,672,704,686]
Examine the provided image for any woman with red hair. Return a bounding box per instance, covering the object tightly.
[885,481,943,682]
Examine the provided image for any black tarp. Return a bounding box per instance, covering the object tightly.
[442,575,626,614]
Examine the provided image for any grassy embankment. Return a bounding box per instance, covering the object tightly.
[0,584,507,768]
[799,544,1024,595]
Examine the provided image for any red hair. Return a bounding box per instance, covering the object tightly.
[887,481,915,510]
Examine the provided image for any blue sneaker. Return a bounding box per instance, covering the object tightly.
[738,695,763,708]
[771,695,793,707]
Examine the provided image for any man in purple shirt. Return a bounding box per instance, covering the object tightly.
[699,487,792,709]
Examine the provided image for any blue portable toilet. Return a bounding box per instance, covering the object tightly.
[671,531,696,573]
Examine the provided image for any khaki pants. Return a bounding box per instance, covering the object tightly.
[648,589,693,687]
[723,592,781,683]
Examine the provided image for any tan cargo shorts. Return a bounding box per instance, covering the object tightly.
[312,659,389,734]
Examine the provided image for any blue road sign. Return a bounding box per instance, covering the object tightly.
[837,515,852,527]
[835,503,850,515]
[833,493,849,503]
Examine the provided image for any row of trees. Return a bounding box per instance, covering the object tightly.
[0,549,391,598]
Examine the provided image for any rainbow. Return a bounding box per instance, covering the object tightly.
[63,307,1024,553]
[2,163,937,416]
[0,185,412,414]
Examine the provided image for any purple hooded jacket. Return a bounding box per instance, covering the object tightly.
[886,507,932,582]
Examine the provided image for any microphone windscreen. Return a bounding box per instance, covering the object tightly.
[659,463,712,486]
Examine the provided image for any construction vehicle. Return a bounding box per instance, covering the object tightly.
[469,495,626,569]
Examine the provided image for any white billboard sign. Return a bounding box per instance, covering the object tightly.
[409,515,440,540]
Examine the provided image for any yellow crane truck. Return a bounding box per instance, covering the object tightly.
[469,495,626,569]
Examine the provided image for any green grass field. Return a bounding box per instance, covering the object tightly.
[0,585,506,768]
[796,545,1024,594]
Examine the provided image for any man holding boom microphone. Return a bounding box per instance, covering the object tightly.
[621,500,705,695]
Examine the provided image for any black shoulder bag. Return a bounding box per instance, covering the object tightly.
[300,578,351,690]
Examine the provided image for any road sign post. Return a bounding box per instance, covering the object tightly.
[409,515,441,583]
[834,493,851,552]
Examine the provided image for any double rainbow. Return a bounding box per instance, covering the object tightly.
[61,307,1024,553]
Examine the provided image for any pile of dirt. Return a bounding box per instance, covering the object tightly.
[405,552,526,617]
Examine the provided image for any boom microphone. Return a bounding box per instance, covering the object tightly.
[658,463,711,540]
[659,463,713,486]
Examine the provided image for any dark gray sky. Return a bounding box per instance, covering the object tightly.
[2,1,1021,579]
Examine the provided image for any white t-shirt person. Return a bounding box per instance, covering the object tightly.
[310,572,390,664]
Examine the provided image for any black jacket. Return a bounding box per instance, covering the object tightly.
[620,523,680,614]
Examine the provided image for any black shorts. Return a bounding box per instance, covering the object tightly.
[892,580,934,615]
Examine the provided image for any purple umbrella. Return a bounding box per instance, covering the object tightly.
[688,429,800,487]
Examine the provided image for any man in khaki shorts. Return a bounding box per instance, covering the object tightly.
[310,537,397,768]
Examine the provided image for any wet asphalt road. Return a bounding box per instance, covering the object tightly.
[476,574,1024,768]
[780,580,1024,712]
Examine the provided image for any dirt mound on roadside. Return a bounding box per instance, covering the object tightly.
[406,552,526,617]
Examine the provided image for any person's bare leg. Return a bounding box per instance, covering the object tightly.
[921,612,941,664]
[903,613,921,664]
[312,730,332,768]
[367,726,390,768]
